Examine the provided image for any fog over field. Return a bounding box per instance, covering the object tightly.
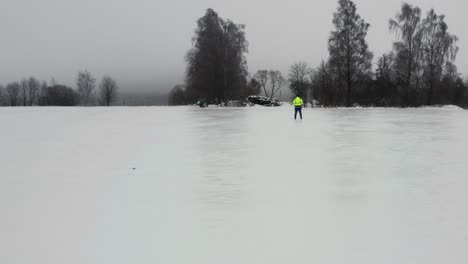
[0,0,466,93]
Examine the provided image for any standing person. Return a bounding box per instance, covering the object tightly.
[293,94,304,120]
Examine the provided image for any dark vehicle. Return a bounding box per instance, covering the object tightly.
[246,96,281,107]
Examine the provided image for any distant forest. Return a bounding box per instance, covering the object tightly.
[170,0,468,108]
[0,71,168,107]
[0,71,121,107]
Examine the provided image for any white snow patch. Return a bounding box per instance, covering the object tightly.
[439,104,465,110]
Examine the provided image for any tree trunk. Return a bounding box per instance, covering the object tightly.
[347,71,351,107]
[262,86,269,98]
[346,31,352,107]
[427,67,434,105]
[407,57,412,105]
[346,51,351,106]
[270,84,274,100]
[407,38,413,105]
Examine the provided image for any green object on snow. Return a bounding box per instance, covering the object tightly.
[197,99,207,108]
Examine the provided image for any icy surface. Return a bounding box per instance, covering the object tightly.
[1,106,468,264]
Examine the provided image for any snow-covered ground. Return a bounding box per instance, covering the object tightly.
[1,106,468,264]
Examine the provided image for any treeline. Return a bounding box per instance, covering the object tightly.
[0,71,119,107]
[310,1,464,107]
[170,1,468,107]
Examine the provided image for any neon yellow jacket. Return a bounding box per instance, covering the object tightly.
[293,97,304,107]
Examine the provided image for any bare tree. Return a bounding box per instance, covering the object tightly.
[253,70,269,98]
[27,77,40,106]
[5,82,21,106]
[77,70,96,106]
[253,70,284,99]
[99,76,118,106]
[289,62,310,84]
[268,70,284,100]
[289,62,311,101]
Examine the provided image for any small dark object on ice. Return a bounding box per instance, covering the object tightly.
[246,96,281,107]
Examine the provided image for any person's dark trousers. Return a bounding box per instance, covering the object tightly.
[295,107,302,120]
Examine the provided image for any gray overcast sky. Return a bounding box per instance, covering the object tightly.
[0,0,465,92]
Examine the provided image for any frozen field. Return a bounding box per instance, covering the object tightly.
[1,106,468,264]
